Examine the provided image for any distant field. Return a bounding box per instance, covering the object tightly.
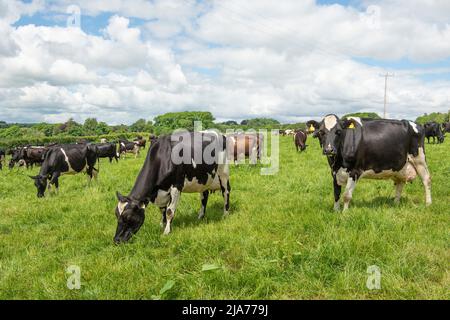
[0,136,448,299]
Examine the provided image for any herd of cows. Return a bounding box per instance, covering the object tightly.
[0,116,448,243]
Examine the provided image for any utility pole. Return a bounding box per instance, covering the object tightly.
[380,73,394,118]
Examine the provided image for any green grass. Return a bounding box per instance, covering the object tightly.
[0,137,449,299]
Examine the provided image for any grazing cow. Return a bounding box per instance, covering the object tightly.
[95,143,119,163]
[424,122,445,144]
[113,131,231,242]
[29,144,99,197]
[119,139,140,158]
[315,114,431,211]
[9,146,47,169]
[0,148,5,170]
[226,133,263,164]
[294,130,308,152]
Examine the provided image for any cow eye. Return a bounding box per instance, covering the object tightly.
[335,129,342,135]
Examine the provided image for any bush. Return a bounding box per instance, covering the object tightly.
[0,132,150,150]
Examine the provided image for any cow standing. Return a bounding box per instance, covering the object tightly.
[29,144,99,197]
[226,133,263,164]
[113,131,231,242]
[133,137,147,150]
[95,143,119,163]
[424,122,445,144]
[315,115,431,211]
[119,139,140,158]
[294,130,307,152]
[9,146,47,169]
[442,122,450,133]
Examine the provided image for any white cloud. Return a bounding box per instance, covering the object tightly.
[0,0,449,124]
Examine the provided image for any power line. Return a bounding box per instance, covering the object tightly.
[380,73,394,118]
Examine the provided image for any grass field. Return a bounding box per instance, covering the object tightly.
[0,136,448,299]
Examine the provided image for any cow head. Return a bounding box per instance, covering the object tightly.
[113,192,146,244]
[29,175,47,197]
[317,115,363,161]
[316,114,342,156]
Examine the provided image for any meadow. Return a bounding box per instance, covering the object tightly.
[0,135,448,299]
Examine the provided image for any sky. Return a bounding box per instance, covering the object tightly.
[1,0,449,124]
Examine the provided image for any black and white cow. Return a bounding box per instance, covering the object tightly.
[315,114,432,211]
[29,144,99,197]
[95,142,119,163]
[9,146,47,169]
[113,131,231,243]
[119,139,140,158]
[424,121,445,144]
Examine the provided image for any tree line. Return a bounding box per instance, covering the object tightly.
[1,110,448,144]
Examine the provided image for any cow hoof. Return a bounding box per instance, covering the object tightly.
[333,202,340,212]
[223,211,229,217]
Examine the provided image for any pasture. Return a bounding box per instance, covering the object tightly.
[0,136,448,299]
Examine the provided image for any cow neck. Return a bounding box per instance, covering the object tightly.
[128,150,155,205]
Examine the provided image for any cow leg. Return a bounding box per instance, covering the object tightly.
[410,149,432,205]
[332,174,342,211]
[160,207,167,227]
[198,191,209,219]
[343,177,357,211]
[394,181,404,204]
[164,188,181,235]
[219,178,231,217]
[49,172,60,195]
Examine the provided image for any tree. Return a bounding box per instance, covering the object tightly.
[83,118,99,135]
[343,112,381,119]
[130,119,153,133]
[153,111,215,134]
[416,112,449,124]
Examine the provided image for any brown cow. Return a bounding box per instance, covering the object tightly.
[226,133,263,164]
[294,130,307,152]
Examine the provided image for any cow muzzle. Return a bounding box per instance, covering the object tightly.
[323,144,336,156]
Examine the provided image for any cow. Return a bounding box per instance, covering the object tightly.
[294,130,308,152]
[0,148,5,170]
[119,139,140,158]
[133,137,147,150]
[442,122,450,133]
[9,146,47,169]
[315,114,431,211]
[29,144,99,197]
[113,131,231,243]
[226,132,263,164]
[95,142,119,163]
[306,120,321,135]
[424,122,445,144]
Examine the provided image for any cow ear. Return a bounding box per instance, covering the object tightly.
[342,119,362,164]
[116,191,129,203]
